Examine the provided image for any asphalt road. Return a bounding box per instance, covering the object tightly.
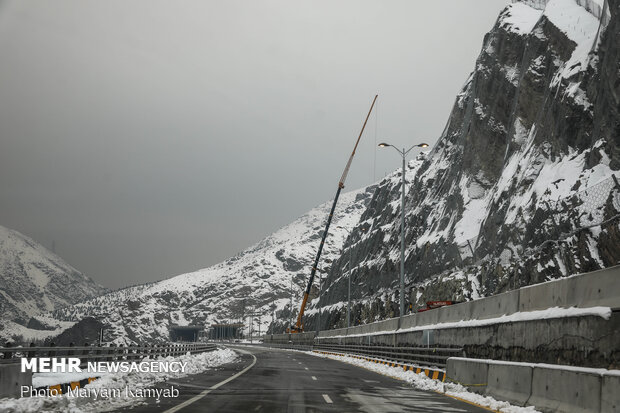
[126,345,489,413]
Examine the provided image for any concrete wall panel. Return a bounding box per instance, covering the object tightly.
[446,357,488,394]
[486,363,533,406]
[529,366,601,413]
[519,278,569,312]
[438,301,473,323]
[0,363,32,398]
[399,313,417,329]
[413,308,440,327]
[470,290,519,320]
[566,266,620,310]
[602,374,620,413]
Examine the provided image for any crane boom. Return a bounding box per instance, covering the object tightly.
[291,94,378,332]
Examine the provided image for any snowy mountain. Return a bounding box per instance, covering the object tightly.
[0,225,106,340]
[49,187,375,343]
[311,0,620,329]
[46,0,619,339]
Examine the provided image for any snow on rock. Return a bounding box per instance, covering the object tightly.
[501,2,544,35]
[0,225,105,342]
[314,0,620,328]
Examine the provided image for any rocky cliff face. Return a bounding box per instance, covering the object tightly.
[0,225,106,328]
[310,0,620,330]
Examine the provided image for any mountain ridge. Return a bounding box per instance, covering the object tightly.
[0,224,106,341]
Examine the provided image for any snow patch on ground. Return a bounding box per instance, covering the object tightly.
[0,348,238,413]
[310,351,541,413]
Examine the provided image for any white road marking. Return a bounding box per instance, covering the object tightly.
[312,376,317,381]
[304,367,309,370]
[164,349,257,413]
[322,394,333,404]
[298,362,302,365]
[254,405,261,411]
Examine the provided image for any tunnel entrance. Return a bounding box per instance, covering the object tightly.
[169,325,203,342]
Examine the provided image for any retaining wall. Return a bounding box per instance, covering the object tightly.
[315,264,620,342]
[266,332,316,345]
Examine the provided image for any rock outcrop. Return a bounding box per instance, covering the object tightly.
[310,0,620,330]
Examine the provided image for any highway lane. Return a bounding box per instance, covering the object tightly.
[126,345,489,412]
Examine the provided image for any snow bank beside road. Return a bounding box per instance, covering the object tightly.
[310,351,541,413]
[0,348,238,413]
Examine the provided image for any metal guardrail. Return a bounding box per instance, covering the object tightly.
[260,342,314,352]
[313,343,463,369]
[0,342,217,365]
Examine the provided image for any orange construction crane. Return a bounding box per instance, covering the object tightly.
[289,95,378,333]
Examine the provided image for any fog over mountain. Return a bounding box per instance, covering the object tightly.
[0,0,509,288]
[44,0,620,343]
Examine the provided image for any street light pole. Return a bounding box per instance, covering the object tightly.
[317,270,322,333]
[378,141,429,324]
[348,241,352,328]
[400,149,406,320]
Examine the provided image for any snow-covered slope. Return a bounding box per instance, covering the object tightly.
[0,225,106,338]
[50,186,375,343]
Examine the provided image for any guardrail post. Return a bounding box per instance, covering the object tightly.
[107,343,115,361]
[48,342,56,358]
[27,342,36,358]
[3,342,12,359]
[95,343,102,362]
[81,342,89,365]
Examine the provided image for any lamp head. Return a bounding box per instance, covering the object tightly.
[418,143,429,148]
[378,143,391,148]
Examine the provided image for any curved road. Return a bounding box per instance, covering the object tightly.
[126,345,488,412]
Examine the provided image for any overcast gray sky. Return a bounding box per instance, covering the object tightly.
[0,0,508,289]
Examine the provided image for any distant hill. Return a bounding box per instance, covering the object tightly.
[0,225,106,329]
[48,187,375,344]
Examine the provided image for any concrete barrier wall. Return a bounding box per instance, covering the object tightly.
[413,308,440,326]
[529,365,602,413]
[437,301,472,324]
[470,289,520,320]
[447,357,620,413]
[317,317,400,339]
[445,357,488,394]
[601,374,620,413]
[0,363,32,398]
[518,277,569,312]
[315,265,620,340]
[487,362,532,406]
[566,266,620,310]
[317,312,620,369]
[266,332,316,344]
[519,265,620,312]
